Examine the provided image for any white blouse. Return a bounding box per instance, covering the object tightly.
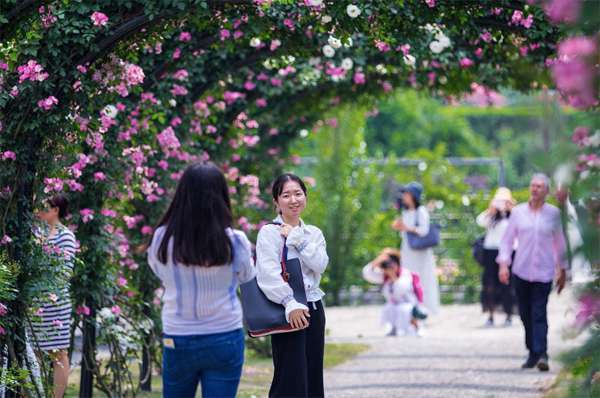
[256,215,328,321]
[362,264,418,305]
[476,211,510,249]
[147,227,256,335]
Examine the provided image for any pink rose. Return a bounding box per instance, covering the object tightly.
[90,11,109,27]
[459,57,474,68]
[76,305,91,316]
[179,31,191,42]
[37,96,58,111]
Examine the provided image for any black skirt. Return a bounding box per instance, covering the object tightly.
[480,248,516,314]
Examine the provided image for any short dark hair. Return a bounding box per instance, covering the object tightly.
[271,173,307,201]
[156,162,233,267]
[47,194,69,218]
[381,253,400,269]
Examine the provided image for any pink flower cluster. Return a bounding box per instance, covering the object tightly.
[544,0,581,24]
[91,11,109,27]
[223,91,246,105]
[80,208,95,223]
[179,31,192,42]
[510,11,534,28]
[76,305,91,316]
[571,127,591,148]
[17,60,48,83]
[1,151,16,161]
[374,40,391,53]
[157,126,181,154]
[37,96,58,111]
[551,36,598,109]
[39,6,57,28]
[123,63,145,86]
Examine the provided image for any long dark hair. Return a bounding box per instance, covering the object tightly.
[156,162,233,266]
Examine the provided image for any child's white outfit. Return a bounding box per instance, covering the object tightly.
[362,263,424,335]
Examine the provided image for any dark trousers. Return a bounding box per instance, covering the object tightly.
[269,300,326,398]
[514,275,553,358]
[481,248,515,316]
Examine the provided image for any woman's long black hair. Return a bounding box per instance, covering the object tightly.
[156,162,233,266]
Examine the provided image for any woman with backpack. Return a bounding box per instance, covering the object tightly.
[147,162,256,398]
[256,173,329,398]
[362,248,426,337]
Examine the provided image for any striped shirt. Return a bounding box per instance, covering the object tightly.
[31,224,78,351]
[147,226,256,336]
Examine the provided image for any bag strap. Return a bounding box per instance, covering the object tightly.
[267,222,290,282]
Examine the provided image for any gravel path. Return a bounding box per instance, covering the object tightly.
[324,287,582,398]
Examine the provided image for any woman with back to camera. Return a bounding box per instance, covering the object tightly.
[147,162,255,398]
[33,194,78,398]
[392,182,440,315]
[477,187,516,327]
[256,173,329,398]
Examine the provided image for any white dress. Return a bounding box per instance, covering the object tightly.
[400,206,440,314]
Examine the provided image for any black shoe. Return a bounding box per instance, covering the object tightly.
[537,355,549,372]
[521,355,538,369]
[386,327,397,337]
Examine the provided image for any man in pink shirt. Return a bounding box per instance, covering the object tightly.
[497,173,567,372]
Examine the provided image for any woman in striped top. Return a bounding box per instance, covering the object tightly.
[147,163,255,398]
[33,194,78,398]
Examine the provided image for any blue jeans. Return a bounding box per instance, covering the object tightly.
[162,328,244,398]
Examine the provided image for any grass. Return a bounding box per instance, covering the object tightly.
[64,342,369,397]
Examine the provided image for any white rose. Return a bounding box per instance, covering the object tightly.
[168,99,177,107]
[346,4,361,18]
[250,37,261,48]
[375,64,387,74]
[589,132,600,147]
[102,105,118,119]
[299,129,309,138]
[344,37,353,48]
[263,59,273,69]
[328,36,342,49]
[403,54,416,67]
[99,307,113,320]
[322,45,335,58]
[309,57,321,66]
[429,41,444,54]
[321,15,332,24]
[341,58,354,70]
[439,75,448,84]
[436,33,451,48]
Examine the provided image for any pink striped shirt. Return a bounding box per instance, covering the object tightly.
[497,202,567,283]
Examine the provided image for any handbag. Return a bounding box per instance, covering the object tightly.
[471,235,485,266]
[239,225,308,338]
[411,304,428,320]
[406,209,440,250]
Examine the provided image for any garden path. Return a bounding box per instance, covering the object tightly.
[324,288,581,398]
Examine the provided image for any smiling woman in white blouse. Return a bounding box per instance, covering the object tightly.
[256,173,329,398]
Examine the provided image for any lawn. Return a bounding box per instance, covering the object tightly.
[64,342,369,397]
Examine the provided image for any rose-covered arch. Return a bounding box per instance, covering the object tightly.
[0,0,597,396]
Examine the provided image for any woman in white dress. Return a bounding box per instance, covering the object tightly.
[392,182,440,315]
